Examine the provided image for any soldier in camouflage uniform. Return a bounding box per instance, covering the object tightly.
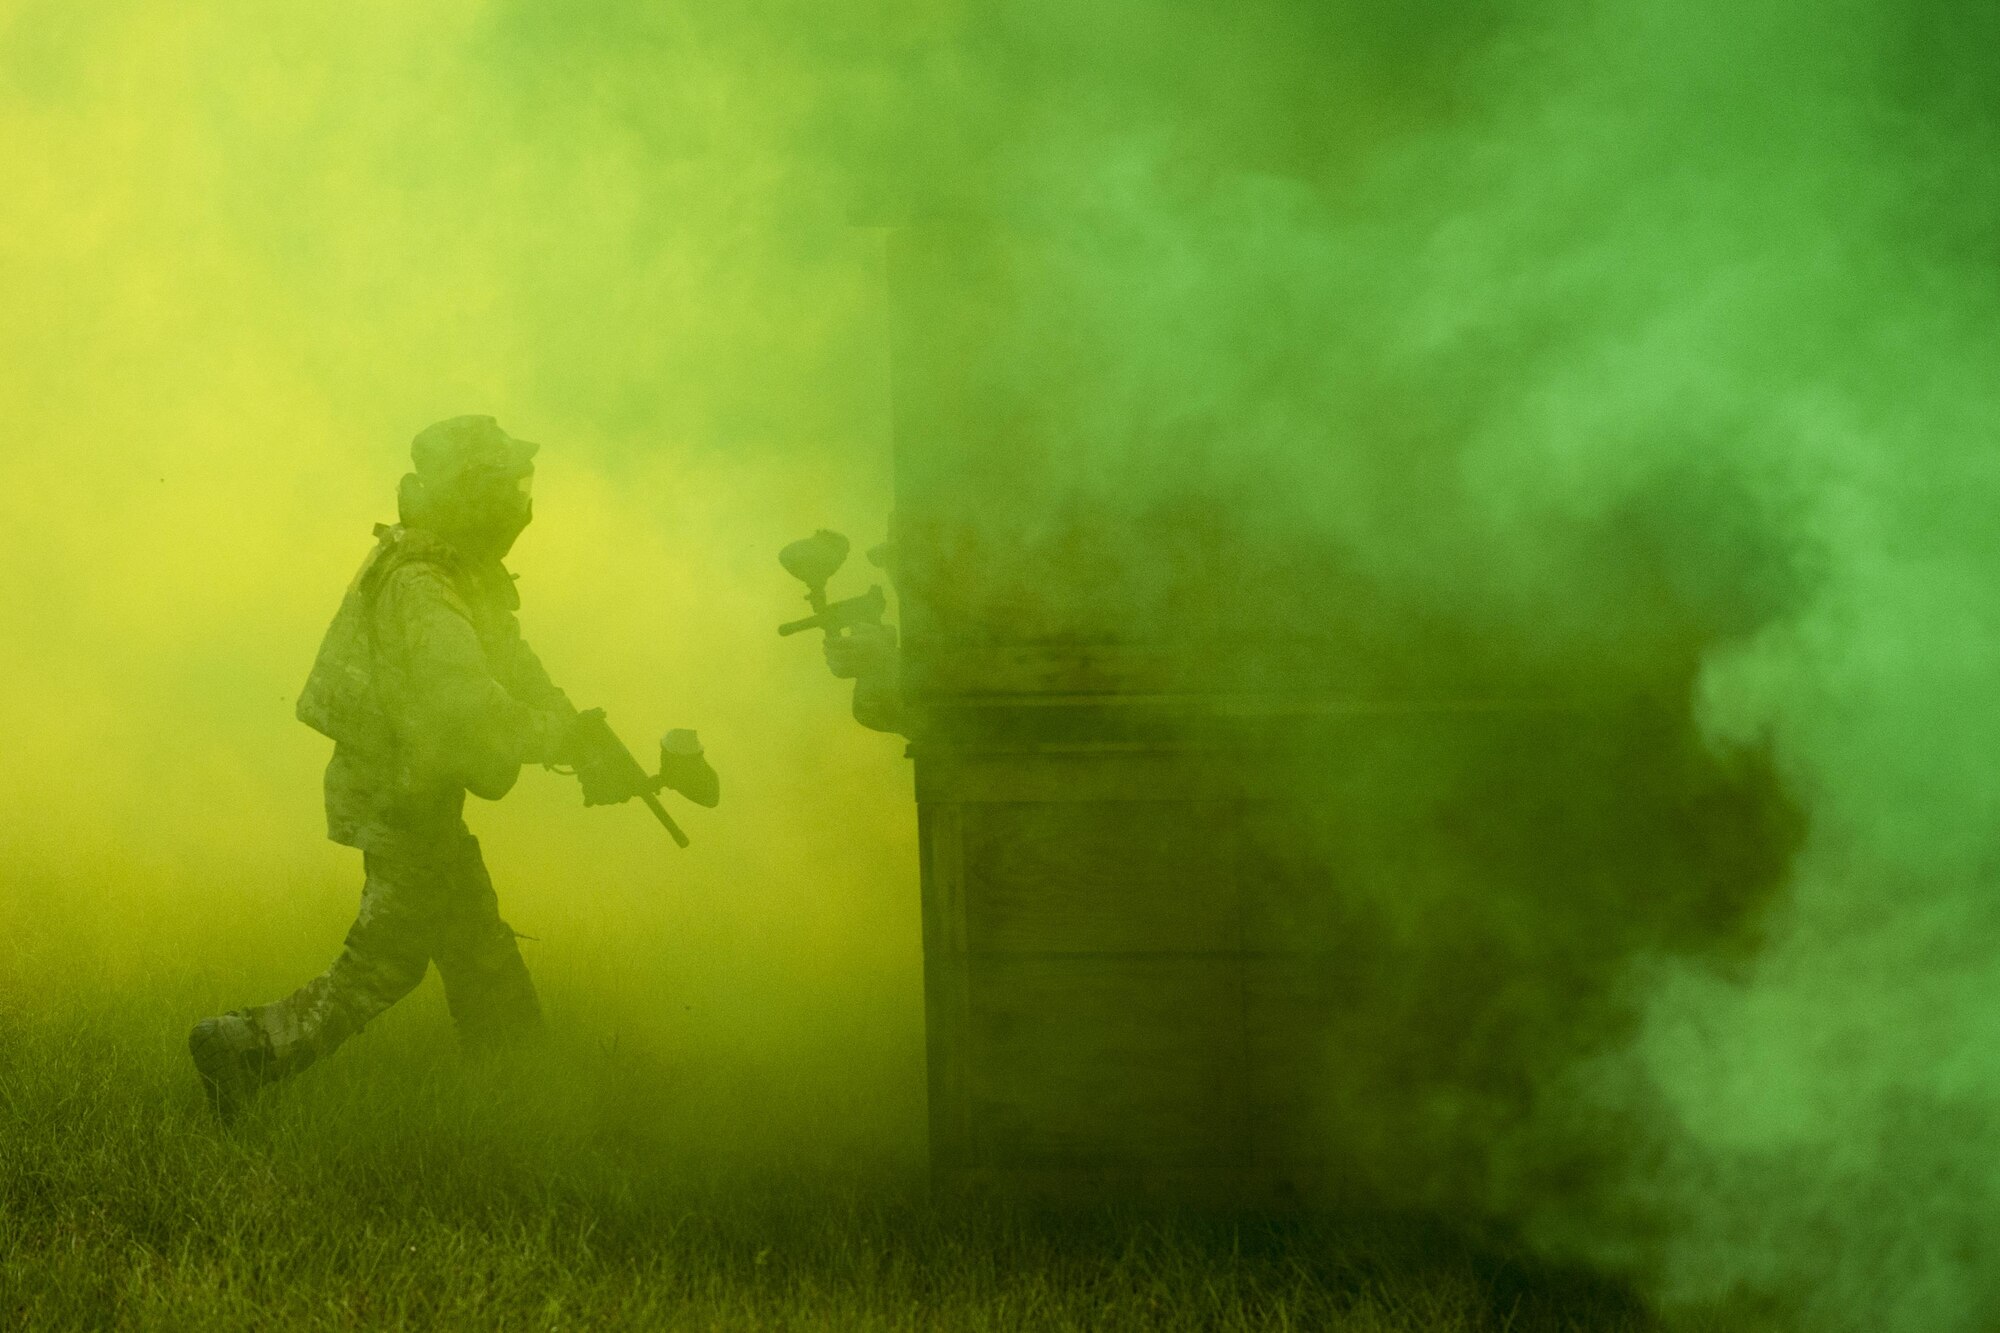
[189,416,636,1122]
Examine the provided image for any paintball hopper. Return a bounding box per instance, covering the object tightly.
[657,729,720,809]
[780,530,849,598]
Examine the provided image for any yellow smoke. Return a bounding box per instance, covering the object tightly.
[0,3,922,1150]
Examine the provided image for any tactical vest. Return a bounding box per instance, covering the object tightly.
[296,523,464,756]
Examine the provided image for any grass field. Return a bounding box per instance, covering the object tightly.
[0,977,1685,1333]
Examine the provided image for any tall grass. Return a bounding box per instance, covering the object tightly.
[0,977,1674,1332]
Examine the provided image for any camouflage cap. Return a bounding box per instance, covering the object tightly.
[410,415,539,482]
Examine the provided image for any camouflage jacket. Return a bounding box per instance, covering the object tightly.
[298,524,575,851]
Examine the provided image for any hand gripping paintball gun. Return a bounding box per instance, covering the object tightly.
[777,530,886,639]
[565,709,720,849]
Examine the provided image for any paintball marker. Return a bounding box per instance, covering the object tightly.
[566,708,720,849]
[778,529,887,639]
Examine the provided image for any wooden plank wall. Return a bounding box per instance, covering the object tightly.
[917,746,1341,1203]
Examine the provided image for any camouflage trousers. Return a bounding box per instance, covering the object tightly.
[246,830,541,1081]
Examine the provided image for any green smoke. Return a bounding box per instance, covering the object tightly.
[888,2,2000,1327]
[856,1,2000,1324]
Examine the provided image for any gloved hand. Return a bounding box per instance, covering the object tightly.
[824,622,898,681]
[565,708,652,807]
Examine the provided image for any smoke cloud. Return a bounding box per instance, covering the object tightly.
[4,1,1997,1326]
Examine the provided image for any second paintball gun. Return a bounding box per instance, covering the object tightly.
[777,529,887,639]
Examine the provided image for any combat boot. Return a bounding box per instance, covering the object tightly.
[188,1012,270,1125]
